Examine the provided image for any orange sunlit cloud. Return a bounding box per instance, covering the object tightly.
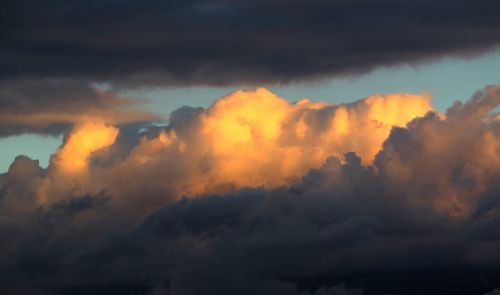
[54,122,119,173]
[6,84,500,219]
[36,88,434,207]
[32,88,437,210]
[36,122,118,204]
[57,88,433,210]
[167,88,433,193]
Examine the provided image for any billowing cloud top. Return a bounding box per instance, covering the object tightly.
[1,0,500,85]
[1,83,500,294]
[35,88,433,211]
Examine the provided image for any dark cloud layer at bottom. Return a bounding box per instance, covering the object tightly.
[1,83,500,294]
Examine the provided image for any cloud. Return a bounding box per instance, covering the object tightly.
[1,0,500,86]
[35,88,432,212]
[35,122,119,204]
[1,83,500,294]
[376,83,500,217]
[0,79,159,137]
[52,122,119,174]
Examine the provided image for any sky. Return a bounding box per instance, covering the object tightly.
[2,1,500,294]
[2,48,500,172]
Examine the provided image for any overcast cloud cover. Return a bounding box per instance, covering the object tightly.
[1,0,500,86]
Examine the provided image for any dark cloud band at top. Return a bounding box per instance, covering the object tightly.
[1,0,500,86]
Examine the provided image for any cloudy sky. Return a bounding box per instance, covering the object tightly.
[1,1,500,294]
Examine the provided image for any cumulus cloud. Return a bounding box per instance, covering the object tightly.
[1,83,500,294]
[1,0,500,86]
[33,88,432,212]
[0,79,159,137]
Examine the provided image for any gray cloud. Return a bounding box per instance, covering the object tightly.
[1,0,500,86]
[0,79,159,137]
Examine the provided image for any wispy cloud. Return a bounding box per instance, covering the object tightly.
[0,79,160,137]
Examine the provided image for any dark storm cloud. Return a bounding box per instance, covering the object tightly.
[0,79,159,137]
[1,154,500,294]
[1,83,500,294]
[1,0,500,86]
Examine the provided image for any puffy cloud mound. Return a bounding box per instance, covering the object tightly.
[33,88,432,212]
[1,83,500,294]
